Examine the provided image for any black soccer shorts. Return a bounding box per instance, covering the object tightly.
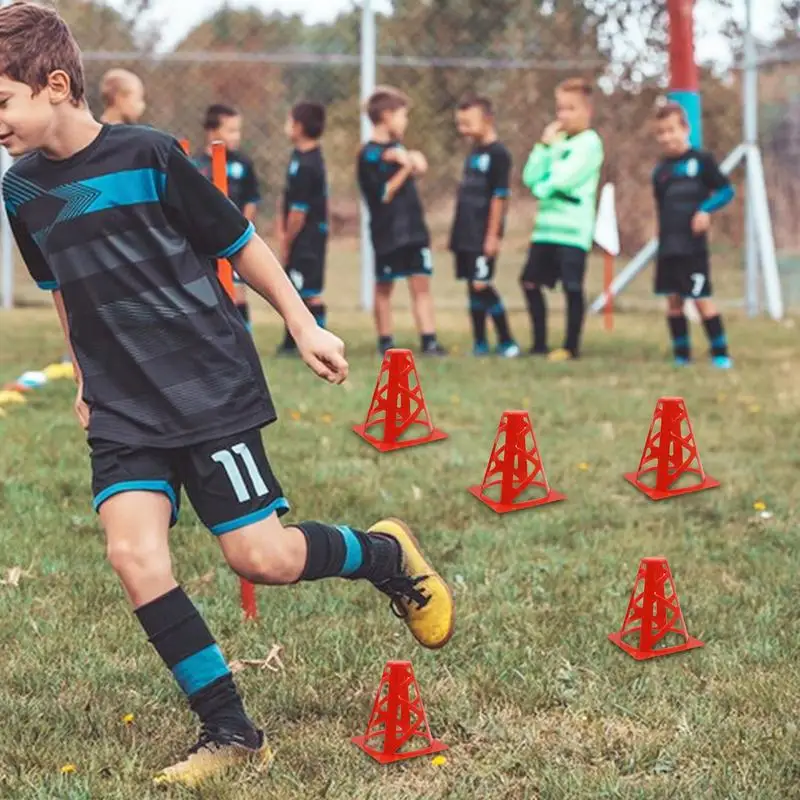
[375,245,434,284]
[454,252,497,283]
[655,254,713,299]
[521,243,587,291]
[287,253,326,300]
[90,427,289,535]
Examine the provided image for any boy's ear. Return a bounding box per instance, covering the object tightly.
[47,70,72,104]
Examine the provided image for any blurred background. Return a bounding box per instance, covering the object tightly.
[4,0,800,311]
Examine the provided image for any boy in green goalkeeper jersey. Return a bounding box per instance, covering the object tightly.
[521,77,604,361]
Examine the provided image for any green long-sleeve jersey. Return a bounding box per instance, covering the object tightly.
[522,129,604,252]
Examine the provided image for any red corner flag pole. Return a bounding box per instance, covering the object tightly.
[180,138,258,620]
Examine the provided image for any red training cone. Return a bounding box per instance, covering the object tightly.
[624,396,719,501]
[609,557,704,661]
[353,349,447,452]
[468,410,566,514]
[352,660,448,764]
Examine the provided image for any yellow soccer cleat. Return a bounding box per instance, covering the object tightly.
[369,518,455,650]
[153,725,272,789]
[547,348,574,363]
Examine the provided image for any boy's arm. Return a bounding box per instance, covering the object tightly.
[381,147,414,203]
[485,148,512,256]
[698,152,735,213]
[358,146,412,205]
[522,144,552,191]
[531,133,604,200]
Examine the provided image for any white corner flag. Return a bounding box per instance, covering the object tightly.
[594,183,620,256]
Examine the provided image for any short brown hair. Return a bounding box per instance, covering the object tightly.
[457,94,494,117]
[365,86,410,125]
[654,101,689,126]
[556,77,593,99]
[0,1,85,104]
[100,68,141,109]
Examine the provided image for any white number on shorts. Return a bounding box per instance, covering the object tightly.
[690,272,706,297]
[211,443,269,503]
[475,256,490,281]
[289,270,304,291]
[421,248,433,271]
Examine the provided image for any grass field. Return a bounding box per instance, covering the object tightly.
[1,244,799,799]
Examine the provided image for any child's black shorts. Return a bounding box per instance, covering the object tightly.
[655,254,713,299]
[521,243,587,290]
[90,427,289,535]
[375,245,433,284]
[287,253,326,300]
[454,252,496,282]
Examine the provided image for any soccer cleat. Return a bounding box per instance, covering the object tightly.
[711,355,733,370]
[473,342,491,357]
[421,341,448,357]
[153,724,272,788]
[369,518,455,650]
[547,348,575,363]
[496,341,521,359]
[674,356,692,367]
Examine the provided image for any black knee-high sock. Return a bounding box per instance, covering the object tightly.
[308,301,327,329]
[523,286,547,352]
[135,587,252,731]
[702,314,728,357]
[668,315,691,360]
[564,290,585,356]
[478,286,513,344]
[468,284,488,345]
[296,521,402,584]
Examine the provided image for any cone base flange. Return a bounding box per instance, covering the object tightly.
[353,424,448,453]
[467,485,567,514]
[608,631,705,661]
[351,735,448,764]
[623,472,720,501]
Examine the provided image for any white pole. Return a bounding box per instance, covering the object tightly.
[743,0,760,316]
[0,0,12,311]
[359,0,376,312]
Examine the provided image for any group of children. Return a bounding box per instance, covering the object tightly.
[95,66,734,369]
[0,1,736,791]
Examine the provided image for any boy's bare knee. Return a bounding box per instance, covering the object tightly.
[224,528,305,586]
[106,537,170,582]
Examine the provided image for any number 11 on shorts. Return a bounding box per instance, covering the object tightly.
[212,443,269,503]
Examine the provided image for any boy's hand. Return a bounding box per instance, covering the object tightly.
[75,385,89,430]
[484,233,500,258]
[294,325,349,385]
[541,121,563,146]
[383,147,411,168]
[408,151,428,175]
[691,211,711,235]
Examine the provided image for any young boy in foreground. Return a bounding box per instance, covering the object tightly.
[277,101,329,355]
[652,102,734,368]
[0,2,454,787]
[194,103,262,331]
[521,77,604,361]
[450,94,519,357]
[99,67,146,125]
[357,86,446,356]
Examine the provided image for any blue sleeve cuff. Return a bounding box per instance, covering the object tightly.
[217,221,255,259]
[290,203,309,213]
[493,189,510,198]
[699,185,735,214]
[37,280,59,291]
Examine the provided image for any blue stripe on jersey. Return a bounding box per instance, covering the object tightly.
[336,526,364,577]
[217,221,255,259]
[699,185,735,214]
[37,280,59,291]
[290,203,309,213]
[493,189,510,198]
[78,169,166,214]
[172,644,230,696]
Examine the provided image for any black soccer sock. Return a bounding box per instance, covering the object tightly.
[135,587,249,729]
[421,333,438,351]
[668,315,691,360]
[307,302,327,329]
[296,521,402,584]
[378,335,395,353]
[564,290,585,357]
[479,286,513,345]
[468,284,488,346]
[702,314,729,357]
[523,286,547,352]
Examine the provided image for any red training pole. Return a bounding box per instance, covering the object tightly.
[210,141,236,301]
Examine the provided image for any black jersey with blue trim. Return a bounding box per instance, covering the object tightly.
[449,141,512,253]
[193,149,261,213]
[653,148,734,258]
[357,141,430,257]
[2,124,275,447]
[282,146,328,262]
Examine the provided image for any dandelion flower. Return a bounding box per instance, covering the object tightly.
[60,764,76,775]
[432,755,447,767]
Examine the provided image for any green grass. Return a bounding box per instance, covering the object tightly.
[1,245,799,799]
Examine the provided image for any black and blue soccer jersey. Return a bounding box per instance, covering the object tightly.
[357,141,430,257]
[193,149,261,213]
[653,148,734,258]
[449,141,512,253]
[3,124,275,447]
[282,146,328,264]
